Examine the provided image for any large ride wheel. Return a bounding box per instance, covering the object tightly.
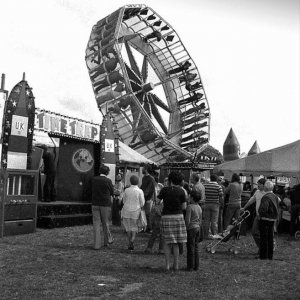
[85,4,210,164]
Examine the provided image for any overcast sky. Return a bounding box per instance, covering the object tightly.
[0,0,299,154]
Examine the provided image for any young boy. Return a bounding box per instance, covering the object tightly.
[144,197,164,254]
[185,190,202,271]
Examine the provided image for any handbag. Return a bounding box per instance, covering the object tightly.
[137,209,147,232]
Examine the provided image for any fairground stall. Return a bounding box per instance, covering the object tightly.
[159,159,217,184]
[214,140,300,185]
[34,109,155,228]
[214,140,300,232]
[34,108,155,201]
[34,108,101,203]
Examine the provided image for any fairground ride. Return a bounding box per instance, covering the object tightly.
[85,4,210,164]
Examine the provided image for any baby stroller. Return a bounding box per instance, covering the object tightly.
[206,210,250,254]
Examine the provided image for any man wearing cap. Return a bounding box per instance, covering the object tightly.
[241,178,266,251]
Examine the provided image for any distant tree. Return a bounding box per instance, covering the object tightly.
[196,145,223,164]
[166,153,187,163]
[166,145,223,164]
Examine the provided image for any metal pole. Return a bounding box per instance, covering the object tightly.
[1,74,5,90]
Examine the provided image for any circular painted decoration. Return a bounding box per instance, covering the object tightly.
[72,148,94,172]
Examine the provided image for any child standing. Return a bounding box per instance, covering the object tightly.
[185,190,202,271]
[144,184,164,254]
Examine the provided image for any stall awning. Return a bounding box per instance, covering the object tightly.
[214,140,300,177]
[33,131,59,147]
[119,142,156,165]
[34,131,155,166]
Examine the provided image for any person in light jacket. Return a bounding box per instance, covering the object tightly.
[121,175,145,251]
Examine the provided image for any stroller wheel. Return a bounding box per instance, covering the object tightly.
[295,231,300,240]
[211,248,216,254]
[206,247,211,253]
[228,248,233,253]
[233,250,238,255]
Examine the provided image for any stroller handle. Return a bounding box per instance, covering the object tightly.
[240,210,250,219]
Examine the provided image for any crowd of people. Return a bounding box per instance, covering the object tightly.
[91,163,299,271]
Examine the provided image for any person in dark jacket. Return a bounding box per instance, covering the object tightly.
[140,164,156,232]
[258,180,279,260]
[289,183,300,239]
[92,164,114,249]
[42,146,56,202]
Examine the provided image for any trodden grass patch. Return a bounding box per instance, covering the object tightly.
[1,225,299,299]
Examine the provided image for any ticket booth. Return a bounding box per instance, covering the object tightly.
[0,169,39,237]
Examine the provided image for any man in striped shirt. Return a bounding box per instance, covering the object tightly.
[203,174,224,239]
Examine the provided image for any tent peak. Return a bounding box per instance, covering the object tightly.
[223,128,240,161]
[248,140,261,156]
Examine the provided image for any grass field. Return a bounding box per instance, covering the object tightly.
[1,225,299,299]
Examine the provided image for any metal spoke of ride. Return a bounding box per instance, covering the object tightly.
[149,93,171,113]
[135,91,144,104]
[132,93,144,129]
[124,62,142,85]
[125,41,142,79]
[143,95,151,116]
[148,94,168,134]
[141,56,148,82]
[130,81,142,93]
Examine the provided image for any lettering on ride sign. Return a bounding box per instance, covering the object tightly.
[35,109,99,141]
[11,116,27,136]
[105,139,114,152]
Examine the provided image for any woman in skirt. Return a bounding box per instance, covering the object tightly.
[158,171,187,271]
[121,175,145,250]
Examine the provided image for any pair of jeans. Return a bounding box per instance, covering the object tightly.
[224,204,240,229]
[147,215,163,250]
[259,219,274,259]
[43,173,56,202]
[112,197,121,226]
[203,203,219,237]
[218,207,224,233]
[251,215,260,249]
[186,227,200,270]
[92,206,113,249]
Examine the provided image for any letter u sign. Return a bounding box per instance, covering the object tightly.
[15,121,25,130]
